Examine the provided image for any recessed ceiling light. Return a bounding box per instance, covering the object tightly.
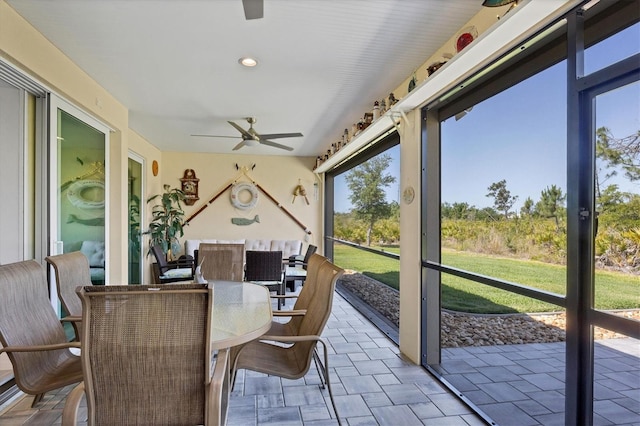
[238,57,258,67]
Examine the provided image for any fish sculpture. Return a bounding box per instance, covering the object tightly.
[67,214,105,226]
[231,215,260,226]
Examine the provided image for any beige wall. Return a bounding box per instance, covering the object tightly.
[158,152,321,252]
[1,1,144,284]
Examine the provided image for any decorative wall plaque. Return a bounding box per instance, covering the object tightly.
[180,169,200,206]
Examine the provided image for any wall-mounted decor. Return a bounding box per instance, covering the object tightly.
[184,164,312,235]
[180,169,200,206]
[292,180,309,205]
[403,186,415,204]
[230,182,259,210]
[152,160,159,176]
[231,215,260,226]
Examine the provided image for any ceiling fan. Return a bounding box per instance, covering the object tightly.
[191,117,302,151]
[242,0,263,20]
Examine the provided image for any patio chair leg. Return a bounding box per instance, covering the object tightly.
[31,393,45,407]
[317,340,341,426]
[312,348,326,389]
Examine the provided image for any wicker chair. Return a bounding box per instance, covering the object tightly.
[150,244,194,283]
[244,250,284,307]
[62,283,221,426]
[230,258,344,424]
[45,251,93,341]
[195,243,245,282]
[0,260,83,407]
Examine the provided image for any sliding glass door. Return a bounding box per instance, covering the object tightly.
[128,154,144,284]
[49,96,109,311]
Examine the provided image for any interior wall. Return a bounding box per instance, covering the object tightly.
[159,151,321,254]
[1,1,137,284]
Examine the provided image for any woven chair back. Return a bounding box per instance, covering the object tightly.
[77,283,212,425]
[244,250,283,282]
[295,260,344,361]
[0,260,82,394]
[198,243,244,282]
[46,251,92,339]
[287,254,328,333]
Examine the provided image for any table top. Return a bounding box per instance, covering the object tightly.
[209,280,273,350]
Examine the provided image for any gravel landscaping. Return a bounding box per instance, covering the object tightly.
[338,270,638,348]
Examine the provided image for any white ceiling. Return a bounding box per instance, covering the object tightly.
[7,0,483,157]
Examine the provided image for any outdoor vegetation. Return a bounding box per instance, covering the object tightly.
[334,128,639,314]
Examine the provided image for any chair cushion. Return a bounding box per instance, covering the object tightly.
[160,268,193,279]
[80,240,105,268]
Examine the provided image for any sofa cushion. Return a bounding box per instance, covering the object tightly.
[185,238,302,259]
[245,239,272,252]
[271,240,302,258]
[80,240,105,268]
[185,239,245,258]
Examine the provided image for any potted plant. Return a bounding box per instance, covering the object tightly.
[145,184,187,261]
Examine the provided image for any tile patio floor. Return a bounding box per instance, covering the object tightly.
[0,291,637,425]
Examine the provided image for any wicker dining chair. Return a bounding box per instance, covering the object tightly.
[45,251,93,341]
[195,243,245,282]
[244,250,284,307]
[62,283,222,426]
[150,244,194,283]
[0,260,83,407]
[230,259,344,424]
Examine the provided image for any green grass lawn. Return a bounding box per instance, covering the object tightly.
[333,244,639,314]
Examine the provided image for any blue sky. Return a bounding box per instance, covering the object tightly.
[334,23,639,214]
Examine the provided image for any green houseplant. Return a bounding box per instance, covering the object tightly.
[145,184,187,260]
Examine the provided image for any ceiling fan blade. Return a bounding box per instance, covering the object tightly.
[242,0,263,20]
[258,132,303,140]
[227,121,254,139]
[260,139,294,151]
[232,140,247,151]
[190,134,240,139]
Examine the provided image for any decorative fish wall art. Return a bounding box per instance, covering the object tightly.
[231,215,260,226]
[67,214,105,226]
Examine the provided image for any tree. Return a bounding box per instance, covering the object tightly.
[596,127,640,198]
[535,185,566,229]
[345,154,396,246]
[486,180,518,219]
[520,197,534,217]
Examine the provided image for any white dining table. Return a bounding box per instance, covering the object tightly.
[208,280,272,425]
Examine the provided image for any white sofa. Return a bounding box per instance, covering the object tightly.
[184,239,303,260]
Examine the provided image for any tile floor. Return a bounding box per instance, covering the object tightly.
[0,291,637,425]
[437,337,640,426]
[0,293,484,425]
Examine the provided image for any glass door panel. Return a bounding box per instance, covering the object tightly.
[49,96,109,312]
[128,155,143,284]
[593,81,640,317]
[591,73,639,426]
